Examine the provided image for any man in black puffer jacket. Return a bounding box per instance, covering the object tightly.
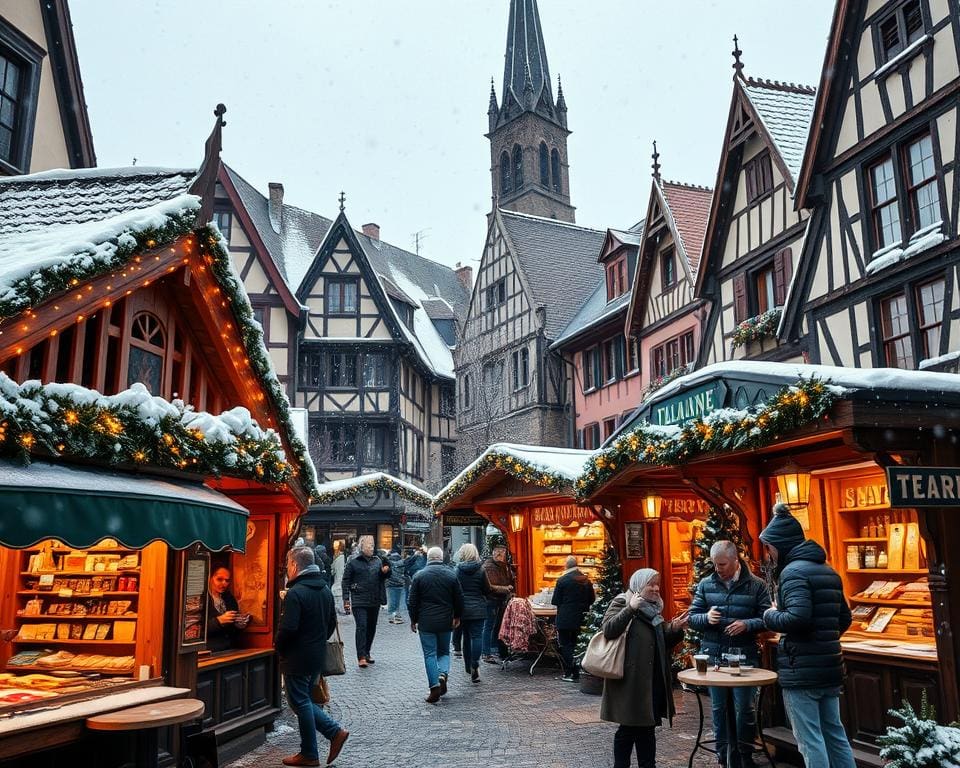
[689,541,770,767]
[342,535,390,668]
[760,504,855,768]
[552,555,595,682]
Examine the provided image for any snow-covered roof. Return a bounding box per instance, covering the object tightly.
[741,79,816,185]
[314,471,433,508]
[552,280,631,350]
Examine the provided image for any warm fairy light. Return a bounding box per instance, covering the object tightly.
[64,411,79,426]
[19,325,27,332]
[50,329,57,337]
[133,450,147,462]
[76,315,84,323]
[69,278,79,286]
[104,300,112,307]
[146,239,156,248]
[19,432,35,449]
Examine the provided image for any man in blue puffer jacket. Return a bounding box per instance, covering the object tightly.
[760,503,855,768]
[689,540,770,767]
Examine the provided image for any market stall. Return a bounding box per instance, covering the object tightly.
[578,361,960,764]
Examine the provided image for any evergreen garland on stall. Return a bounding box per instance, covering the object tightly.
[314,472,434,508]
[576,545,624,657]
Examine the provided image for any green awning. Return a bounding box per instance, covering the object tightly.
[0,461,248,551]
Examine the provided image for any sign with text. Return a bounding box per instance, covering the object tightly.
[661,496,711,520]
[838,476,889,509]
[886,466,960,507]
[441,512,487,527]
[624,522,645,559]
[651,382,727,427]
[531,505,596,527]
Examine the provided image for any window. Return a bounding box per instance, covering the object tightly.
[327,352,357,387]
[414,434,424,478]
[606,258,628,301]
[439,385,455,416]
[651,330,695,379]
[916,279,945,360]
[461,373,472,409]
[251,305,266,330]
[299,351,323,389]
[213,210,232,244]
[511,347,530,389]
[500,151,512,194]
[512,144,523,189]
[905,134,940,230]
[551,149,561,194]
[312,422,358,465]
[877,0,925,63]
[755,264,776,314]
[327,279,358,315]
[391,298,414,329]
[603,418,617,440]
[441,444,456,478]
[363,425,390,466]
[661,248,676,291]
[582,423,601,450]
[482,359,503,398]
[733,248,793,323]
[744,151,774,202]
[869,155,902,249]
[583,348,597,391]
[485,278,506,310]
[0,27,42,173]
[880,293,914,369]
[127,312,165,394]
[603,338,618,383]
[539,142,549,186]
[627,336,640,373]
[0,53,21,165]
[362,353,389,387]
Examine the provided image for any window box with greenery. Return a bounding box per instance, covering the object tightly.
[731,307,782,350]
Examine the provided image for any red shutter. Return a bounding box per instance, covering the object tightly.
[733,272,748,323]
[773,247,793,307]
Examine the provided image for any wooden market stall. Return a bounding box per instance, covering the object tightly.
[580,361,960,765]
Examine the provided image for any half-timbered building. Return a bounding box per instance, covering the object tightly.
[216,167,470,553]
[782,0,960,374]
[696,54,816,364]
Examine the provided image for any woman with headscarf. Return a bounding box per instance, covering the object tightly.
[600,568,689,768]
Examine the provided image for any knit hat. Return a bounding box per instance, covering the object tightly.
[759,503,805,558]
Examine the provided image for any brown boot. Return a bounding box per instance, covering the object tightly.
[325,729,349,766]
[282,755,320,767]
[425,685,441,704]
[438,673,448,696]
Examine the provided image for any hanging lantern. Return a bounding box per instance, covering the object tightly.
[775,463,811,508]
[509,509,525,533]
[642,494,662,522]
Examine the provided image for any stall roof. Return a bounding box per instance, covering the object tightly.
[314,472,434,510]
[0,461,248,551]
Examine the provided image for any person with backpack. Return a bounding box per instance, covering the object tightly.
[386,546,407,624]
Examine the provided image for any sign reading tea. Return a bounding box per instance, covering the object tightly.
[887,467,960,507]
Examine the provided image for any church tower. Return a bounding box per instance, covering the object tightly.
[487,0,575,222]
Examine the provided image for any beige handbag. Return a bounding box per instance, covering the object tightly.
[580,619,632,679]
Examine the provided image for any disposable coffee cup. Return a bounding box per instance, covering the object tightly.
[694,654,709,674]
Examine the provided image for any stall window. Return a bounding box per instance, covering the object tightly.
[328,352,357,388]
[880,292,914,369]
[127,312,166,394]
[327,279,358,315]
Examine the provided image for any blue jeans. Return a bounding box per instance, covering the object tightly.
[386,586,405,617]
[482,601,500,656]
[418,630,452,687]
[461,619,484,672]
[283,673,342,761]
[782,686,856,768]
[709,685,757,759]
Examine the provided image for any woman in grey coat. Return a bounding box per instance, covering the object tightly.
[601,568,688,768]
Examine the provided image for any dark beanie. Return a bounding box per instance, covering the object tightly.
[759,503,805,558]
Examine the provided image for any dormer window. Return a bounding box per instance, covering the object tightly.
[327,279,358,315]
[0,22,44,174]
[745,151,774,202]
[660,248,676,291]
[485,278,507,311]
[877,0,925,63]
[606,257,628,301]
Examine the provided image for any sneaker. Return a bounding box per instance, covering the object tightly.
[453,650,462,658]
[471,668,480,683]
[326,729,349,766]
[358,658,368,668]
[393,615,405,624]
[561,674,575,682]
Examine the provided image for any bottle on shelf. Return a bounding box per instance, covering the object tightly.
[860,519,870,537]
[877,516,886,537]
[877,548,888,569]
[868,516,878,538]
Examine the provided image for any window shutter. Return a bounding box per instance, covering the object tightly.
[733,272,748,323]
[745,162,756,202]
[593,349,602,389]
[591,423,601,448]
[615,336,626,379]
[773,247,793,307]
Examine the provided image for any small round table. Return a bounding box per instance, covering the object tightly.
[677,667,778,768]
[87,697,205,768]
[527,603,561,676]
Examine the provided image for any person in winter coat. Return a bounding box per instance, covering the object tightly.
[481,544,515,662]
[342,535,391,668]
[408,547,465,703]
[601,568,688,768]
[313,544,333,587]
[386,546,407,624]
[330,549,346,613]
[760,504,855,768]
[688,541,771,767]
[552,555,596,682]
[275,547,349,767]
[455,543,492,682]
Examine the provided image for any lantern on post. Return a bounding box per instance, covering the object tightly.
[641,494,663,522]
[509,508,525,533]
[775,462,811,508]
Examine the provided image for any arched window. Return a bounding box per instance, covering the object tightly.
[500,151,512,195]
[512,144,523,189]
[128,312,166,393]
[551,149,561,194]
[539,142,549,187]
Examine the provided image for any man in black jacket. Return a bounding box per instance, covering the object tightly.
[551,555,595,682]
[688,540,771,767]
[342,535,390,668]
[760,504,855,768]
[408,546,465,703]
[275,547,349,767]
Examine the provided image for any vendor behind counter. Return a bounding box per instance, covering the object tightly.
[206,565,251,652]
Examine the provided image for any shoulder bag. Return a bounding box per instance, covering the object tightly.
[322,621,346,676]
[580,618,632,680]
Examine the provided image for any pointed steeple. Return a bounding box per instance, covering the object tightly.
[488,77,499,132]
[501,0,556,116]
[522,61,535,110]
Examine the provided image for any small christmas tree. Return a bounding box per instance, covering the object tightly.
[877,692,960,768]
[576,545,624,657]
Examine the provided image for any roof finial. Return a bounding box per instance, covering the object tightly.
[338,191,346,213]
[651,140,661,182]
[556,74,567,110]
[732,34,744,78]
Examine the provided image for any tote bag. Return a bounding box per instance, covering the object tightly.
[322,621,346,676]
[580,620,631,680]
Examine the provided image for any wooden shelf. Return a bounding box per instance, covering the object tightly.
[542,536,605,542]
[24,548,136,554]
[844,537,888,543]
[847,569,927,575]
[12,639,135,646]
[6,664,134,675]
[16,614,138,621]
[17,591,138,597]
[850,597,931,607]
[20,570,139,576]
[836,504,892,513]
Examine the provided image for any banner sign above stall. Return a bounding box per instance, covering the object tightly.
[886,466,960,507]
[651,382,727,427]
[442,512,487,527]
[531,505,595,527]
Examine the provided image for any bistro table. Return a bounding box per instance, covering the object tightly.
[87,697,205,768]
[677,666,778,768]
[527,601,563,676]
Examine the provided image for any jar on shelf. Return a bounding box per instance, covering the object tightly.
[877,548,888,569]
[863,545,878,569]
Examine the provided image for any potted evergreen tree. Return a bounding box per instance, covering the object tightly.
[576,545,623,695]
[877,693,960,768]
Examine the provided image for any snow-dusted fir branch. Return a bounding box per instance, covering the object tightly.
[315,472,433,508]
[731,308,782,350]
[877,693,960,768]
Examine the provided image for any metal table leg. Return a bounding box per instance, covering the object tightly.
[689,687,706,768]
[756,686,777,767]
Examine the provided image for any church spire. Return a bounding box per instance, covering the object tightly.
[501,0,556,117]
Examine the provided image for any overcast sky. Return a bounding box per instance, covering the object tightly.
[71,1,833,272]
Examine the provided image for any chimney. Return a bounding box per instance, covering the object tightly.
[362,222,380,241]
[268,182,283,233]
[454,261,473,292]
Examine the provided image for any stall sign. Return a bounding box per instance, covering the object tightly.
[887,467,960,507]
[442,512,487,527]
[624,522,645,559]
[838,477,889,509]
[180,549,209,651]
[651,382,726,427]
[404,519,433,533]
[661,496,711,520]
[531,505,595,527]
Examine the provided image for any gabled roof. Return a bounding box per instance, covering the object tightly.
[551,281,631,350]
[497,208,605,338]
[741,78,816,186]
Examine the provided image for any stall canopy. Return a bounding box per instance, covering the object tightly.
[0,461,249,551]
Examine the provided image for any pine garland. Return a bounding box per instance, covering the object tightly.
[314,473,433,508]
[576,377,836,500]
[576,545,624,658]
[731,308,782,350]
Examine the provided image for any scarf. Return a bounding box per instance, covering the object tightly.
[627,567,665,626]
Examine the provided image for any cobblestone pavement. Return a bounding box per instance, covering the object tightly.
[228,611,794,768]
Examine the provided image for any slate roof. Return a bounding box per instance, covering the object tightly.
[552,282,631,349]
[498,209,606,339]
[0,167,196,236]
[660,181,713,277]
[742,78,816,185]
